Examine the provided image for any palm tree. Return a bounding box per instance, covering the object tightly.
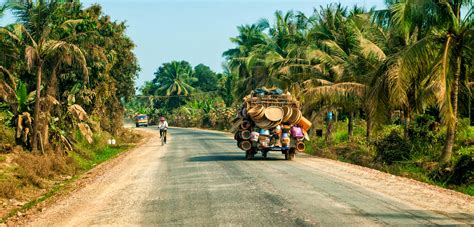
[1,21,88,152]
[304,80,367,140]
[254,10,313,90]
[380,0,473,164]
[223,24,267,96]
[154,61,196,96]
[0,3,6,19]
[302,5,386,140]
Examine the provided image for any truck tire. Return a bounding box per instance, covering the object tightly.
[245,150,254,160]
[136,123,139,128]
[288,152,295,160]
[288,148,296,160]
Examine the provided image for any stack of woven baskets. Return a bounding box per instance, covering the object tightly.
[232,87,312,152]
[246,105,304,129]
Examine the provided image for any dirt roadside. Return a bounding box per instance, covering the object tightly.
[2,128,155,226]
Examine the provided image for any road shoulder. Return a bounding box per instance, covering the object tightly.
[3,128,156,225]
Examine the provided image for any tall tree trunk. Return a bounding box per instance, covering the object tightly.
[42,64,59,148]
[32,62,43,153]
[325,121,333,144]
[366,116,372,143]
[440,56,461,164]
[404,107,411,138]
[470,89,473,125]
[348,111,354,140]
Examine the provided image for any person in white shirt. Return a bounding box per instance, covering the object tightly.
[158,117,168,144]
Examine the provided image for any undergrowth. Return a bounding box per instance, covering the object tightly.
[306,118,474,196]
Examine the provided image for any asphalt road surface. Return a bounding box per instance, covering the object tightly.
[27,127,474,226]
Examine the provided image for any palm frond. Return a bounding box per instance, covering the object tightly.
[59,19,83,31]
[0,66,17,90]
[359,36,386,60]
[25,45,38,71]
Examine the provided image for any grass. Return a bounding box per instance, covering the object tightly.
[461,184,474,196]
[381,163,436,184]
[71,130,132,170]
[0,178,16,199]
[70,145,130,170]
[0,175,78,223]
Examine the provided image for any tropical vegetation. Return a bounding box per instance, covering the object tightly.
[132,60,236,129]
[220,1,473,194]
[136,1,473,194]
[0,0,140,214]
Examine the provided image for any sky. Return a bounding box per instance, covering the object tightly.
[1,0,386,88]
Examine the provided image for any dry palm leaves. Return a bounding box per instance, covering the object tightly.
[68,104,88,121]
[16,112,32,144]
[78,123,93,144]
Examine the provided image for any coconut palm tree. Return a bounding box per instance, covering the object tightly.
[154,61,196,96]
[251,10,314,89]
[304,80,367,140]
[0,3,6,18]
[302,5,386,140]
[223,24,267,96]
[379,0,473,164]
[0,21,88,152]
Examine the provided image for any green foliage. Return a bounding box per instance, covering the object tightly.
[407,114,443,156]
[161,95,235,130]
[71,130,131,170]
[192,64,220,92]
[456,118,473,143]
[0,1,140,150]
[134,60,236,127]
[0,111,15,145]
[153,60,196,96]
[374,130,412,164]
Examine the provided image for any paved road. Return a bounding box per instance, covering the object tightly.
[28,127,474,226]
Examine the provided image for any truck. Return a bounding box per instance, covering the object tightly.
[232,87,312,160]
[135,114,149,127]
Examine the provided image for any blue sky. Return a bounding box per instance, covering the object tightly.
[1,0,386,87]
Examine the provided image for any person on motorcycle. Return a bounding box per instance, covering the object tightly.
[158,117,168,144]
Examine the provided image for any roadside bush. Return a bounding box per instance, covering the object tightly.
[374,130,412,164]
[335,144,374,166]
[449,154,474,185]
[456,118,473,143]
[408,114,442,154]
[432,154,474,186]
[0,178,17,198]
[14,152,76,188]
[0,111,15,152]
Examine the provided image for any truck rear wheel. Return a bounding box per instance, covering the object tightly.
[288,152,295,160]
[245,150,254,160]
[288,148,296,160]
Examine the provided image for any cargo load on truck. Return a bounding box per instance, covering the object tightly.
[232,87,312,160]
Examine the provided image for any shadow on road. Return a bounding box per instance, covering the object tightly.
[188,155,244,162]
[187,152,286,162]
[344,211,474,224]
